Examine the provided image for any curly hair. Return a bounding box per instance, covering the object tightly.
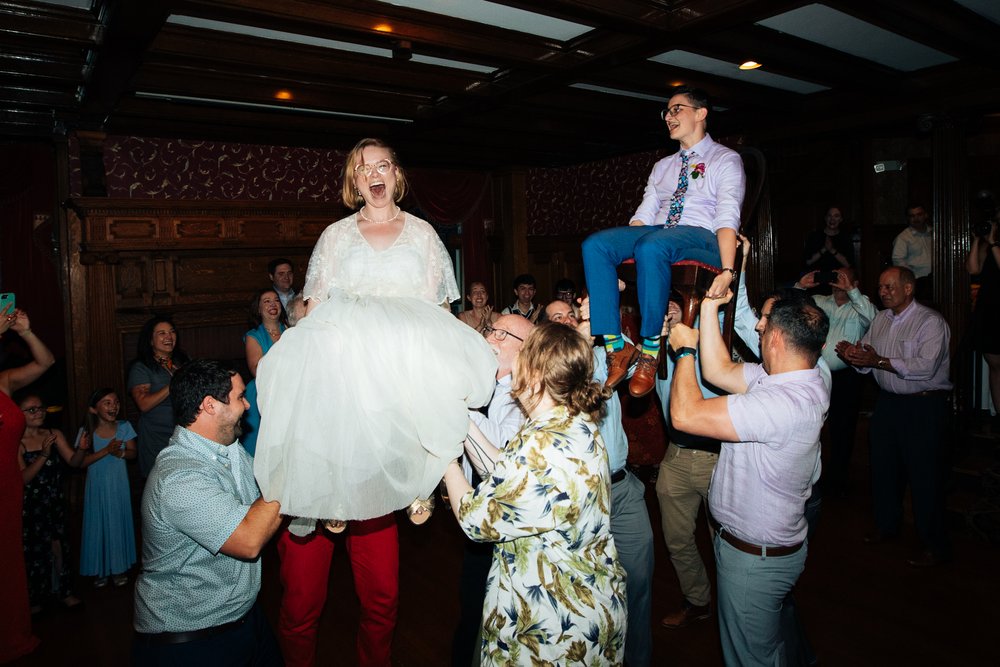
[133,315,189,372]
[511,322,610,422]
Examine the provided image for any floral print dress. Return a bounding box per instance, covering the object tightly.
[458,405,627,666]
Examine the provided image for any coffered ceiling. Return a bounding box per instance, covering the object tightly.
[2,0,999,168]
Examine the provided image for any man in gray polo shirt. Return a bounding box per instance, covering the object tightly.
[668,291,830,666]
[133,359,283,665]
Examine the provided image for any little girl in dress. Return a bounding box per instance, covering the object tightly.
[76,388,137,587]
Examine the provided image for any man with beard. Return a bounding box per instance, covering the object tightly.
[133,360,282,665]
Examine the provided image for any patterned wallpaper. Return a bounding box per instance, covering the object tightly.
[68,134,668,237]
[96,136,347,201]
[526,148,666,236]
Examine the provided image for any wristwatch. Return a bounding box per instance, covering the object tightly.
[876,357,889,370]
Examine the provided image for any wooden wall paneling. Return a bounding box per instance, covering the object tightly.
[932,119,969,354]
[63,199,344,430]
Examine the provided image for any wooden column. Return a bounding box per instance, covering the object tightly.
[931,118,969,353]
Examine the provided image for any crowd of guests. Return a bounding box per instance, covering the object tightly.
[0,114,995,667]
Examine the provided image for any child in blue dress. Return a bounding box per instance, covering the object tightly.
[76,388,137,587]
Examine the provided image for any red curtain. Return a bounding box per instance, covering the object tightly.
[406,169,493,294]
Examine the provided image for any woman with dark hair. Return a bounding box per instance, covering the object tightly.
[242,289,288,456]
[77,387,137,587]
[0,308,52,661]
[442,322,627,665]
[803,206,854,273]
[128,316,189,477]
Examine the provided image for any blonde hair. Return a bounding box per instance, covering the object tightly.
[511,322,610,421]
[340,138,408,209]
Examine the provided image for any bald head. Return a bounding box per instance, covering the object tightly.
[488,314,534,379]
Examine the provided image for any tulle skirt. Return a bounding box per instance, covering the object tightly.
[253,289,497,521]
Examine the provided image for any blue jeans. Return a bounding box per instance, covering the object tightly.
[582,225,720,339]
[610,470,655,667]
[714,533,807,667]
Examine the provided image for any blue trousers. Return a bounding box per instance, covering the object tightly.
[610,470,655,667]
[582,225,720,339]
[714,534,807,667]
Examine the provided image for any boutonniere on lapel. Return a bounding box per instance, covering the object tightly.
[690,162,707,179]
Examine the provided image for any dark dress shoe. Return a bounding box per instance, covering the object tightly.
[628,353,659,398]
[661,603,711,629]
[605,345,639,389]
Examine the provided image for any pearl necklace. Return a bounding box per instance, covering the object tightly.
[358,206,401,224]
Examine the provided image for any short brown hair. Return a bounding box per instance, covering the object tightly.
[340,138,408,209]
[511,322,610,421]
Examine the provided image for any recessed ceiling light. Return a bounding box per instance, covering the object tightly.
[274,90,293,100]
[374,23,393,33]
[671,81,684,87]
[739,61,762,70]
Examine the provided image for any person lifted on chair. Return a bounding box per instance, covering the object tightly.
[582,86,746,398]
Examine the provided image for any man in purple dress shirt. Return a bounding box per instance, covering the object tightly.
[582,86,745,399]
[836,266,952,567]
[668,290,830,666]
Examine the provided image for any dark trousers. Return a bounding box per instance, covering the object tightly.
[132,601,283,667]
[451,539,494,666]
[869,390,950,556]
[824,368,863,493]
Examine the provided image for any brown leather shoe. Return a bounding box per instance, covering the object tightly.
[628,352,659,398]
[605,345,640,389]
[661,603,711,629]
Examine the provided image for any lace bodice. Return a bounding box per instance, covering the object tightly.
[303,213,460,305]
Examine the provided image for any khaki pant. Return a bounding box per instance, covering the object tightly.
[655,443,718,607]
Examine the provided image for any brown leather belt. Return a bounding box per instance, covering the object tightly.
[610,468,627,484]
[719,529,803,558]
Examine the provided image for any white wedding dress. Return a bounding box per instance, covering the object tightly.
[253,213,497,521]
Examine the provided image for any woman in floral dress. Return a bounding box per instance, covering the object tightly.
[442,322,627,666]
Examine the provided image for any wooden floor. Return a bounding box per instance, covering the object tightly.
[11,416,1000,666]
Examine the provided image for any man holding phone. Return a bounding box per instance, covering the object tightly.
[795,268,877,495]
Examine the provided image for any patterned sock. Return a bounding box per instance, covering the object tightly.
[640,336,661,358]
[603,334,625,354]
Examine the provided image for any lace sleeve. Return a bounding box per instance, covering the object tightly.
[414,215,461,304]
[302,216,351,303]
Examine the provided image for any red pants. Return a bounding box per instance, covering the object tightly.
[277,515,399,667]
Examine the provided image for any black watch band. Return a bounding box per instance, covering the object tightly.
[672,346,697,360]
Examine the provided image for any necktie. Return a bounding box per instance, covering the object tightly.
[665,151,690,228]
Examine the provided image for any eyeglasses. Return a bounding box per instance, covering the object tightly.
[354,160,394,177]
[22,406,46,414]
[660,103,700,120]
[483,325,523,342]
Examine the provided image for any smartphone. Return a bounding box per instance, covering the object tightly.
[0,292,14,316]
[815,271,838,284]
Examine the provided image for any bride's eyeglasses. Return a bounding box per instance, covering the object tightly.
[354,160,394,177]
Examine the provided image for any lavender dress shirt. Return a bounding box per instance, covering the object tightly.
[856,300,952,394]
[710,364,829,547]
[631,133,745,232]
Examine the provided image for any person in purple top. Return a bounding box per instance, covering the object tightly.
[668,289,830,666]
[582,86,746,399]
[836,266,952,567]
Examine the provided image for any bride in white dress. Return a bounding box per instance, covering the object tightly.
[253,138,497,523]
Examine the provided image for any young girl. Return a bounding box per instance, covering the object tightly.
[77,388,137,587]
[18,393,85,611]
